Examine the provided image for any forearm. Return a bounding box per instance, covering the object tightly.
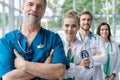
[93,54,107,66]
[23,61,66,79]
[65,63,85,78]
[65,63,94,78]
[75,64,94,78]
[2,69,35,80]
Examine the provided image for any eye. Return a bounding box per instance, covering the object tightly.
[72,24,77,28]
[27,2,34,7]
[87,18,91,21]
[100,29,104,31]
[65,24,69,28]
[37,4,44,9]
[105,29,109,31]
[81,18,86,21]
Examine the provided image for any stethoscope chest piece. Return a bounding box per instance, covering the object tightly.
[37,44,44,49]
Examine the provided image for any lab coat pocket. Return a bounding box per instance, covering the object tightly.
[74,54,82,65]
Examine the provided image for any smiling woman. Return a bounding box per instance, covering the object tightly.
[97,22,120,80]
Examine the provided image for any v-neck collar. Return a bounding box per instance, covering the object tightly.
[16,28,43,50]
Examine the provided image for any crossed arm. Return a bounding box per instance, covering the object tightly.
[2,49,66,80]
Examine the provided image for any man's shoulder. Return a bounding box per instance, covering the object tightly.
[1,29,18,40]
[41,28,59,39]
[42,28,56,35]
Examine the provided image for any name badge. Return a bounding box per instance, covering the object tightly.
[81,50,90,69]
[81,50,89,59]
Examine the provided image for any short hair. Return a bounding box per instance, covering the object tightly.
[62,10,80,25]
[78,10,93,21]
[23,0,47,10]
[96,22,111,41]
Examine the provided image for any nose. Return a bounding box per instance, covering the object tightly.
[68,26,72,30]
[85,20,89,23]
[32,5,37,11]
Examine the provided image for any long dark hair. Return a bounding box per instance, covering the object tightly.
[96,22,111,41]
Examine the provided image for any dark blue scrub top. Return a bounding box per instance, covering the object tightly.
[0,28,69,80]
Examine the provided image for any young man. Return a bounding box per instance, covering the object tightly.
[77,11,107,80]
[0,0,69,80]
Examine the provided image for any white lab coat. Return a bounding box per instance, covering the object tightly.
[76,31,107,80]
[58,31,94,80]
[103,41,120,80]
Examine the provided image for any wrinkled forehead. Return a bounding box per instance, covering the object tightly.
[23,0,46,9]
[23,0,46,5]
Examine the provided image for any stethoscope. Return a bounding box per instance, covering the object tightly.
[79,31,97,49]
[110,42,113,52]
[106,41,113,52]
[79,31,97,60]
[16,33,32,54]
[16,27,44,54]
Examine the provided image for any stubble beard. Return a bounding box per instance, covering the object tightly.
[23,14,41,25]
[80,26,90,32]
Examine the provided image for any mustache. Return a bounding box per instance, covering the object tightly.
[28,12,38,17]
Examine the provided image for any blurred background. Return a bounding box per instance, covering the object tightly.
[0,0,120,44]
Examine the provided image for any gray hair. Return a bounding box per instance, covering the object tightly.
[23,0,47,10]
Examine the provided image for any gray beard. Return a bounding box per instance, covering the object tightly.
[28,19,40,25]
[23,16,41,25]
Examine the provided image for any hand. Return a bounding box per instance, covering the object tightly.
[104,77,109,80]
[14,49,26,70]
[78,58,90,67]
[109,74,115,80]
[44,49,54,64]
[94,51,101,56]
